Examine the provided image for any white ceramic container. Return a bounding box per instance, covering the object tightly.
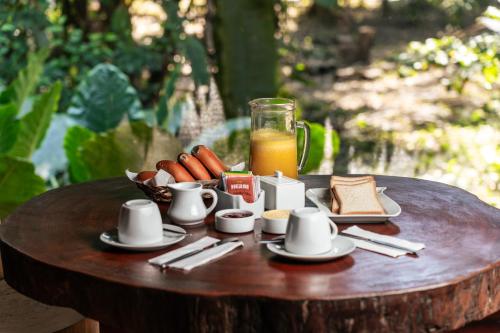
[167,182,218,226]
[285,207,338,255]
[118,199,163,245]
[261,210,290,234]
[215,209,255,233]
[260,171,305,210]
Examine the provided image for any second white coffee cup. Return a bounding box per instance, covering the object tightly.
[285,207,338,255]
[118,199,163,245]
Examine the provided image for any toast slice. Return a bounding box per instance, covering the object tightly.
[329,176,374,213]
[333,181,385,215]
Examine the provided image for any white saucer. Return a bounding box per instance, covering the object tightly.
[266,236,356,262]
[100,225,186,251]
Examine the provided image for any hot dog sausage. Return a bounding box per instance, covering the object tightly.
[177,153,212,180]
[156,160,195,182]
[136,171,157,182]
[191,145,228,178]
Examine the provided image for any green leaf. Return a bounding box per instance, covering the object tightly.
[130,120,153,157]
[68,64,142,132]
[64,126,94,183]
[79,125,145,180]
[183,37,210,86]
[0,49,49,113]
[8,81,61,159]
[297,122,326,174]
[0,156,45,219]
[0,104,19,154]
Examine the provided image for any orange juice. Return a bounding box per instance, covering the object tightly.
[250,128,298,178]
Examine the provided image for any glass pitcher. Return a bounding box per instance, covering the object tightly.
[249,98,310,179]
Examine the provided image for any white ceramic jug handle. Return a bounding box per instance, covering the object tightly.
[328,220,338,239]
[201,189,218,215]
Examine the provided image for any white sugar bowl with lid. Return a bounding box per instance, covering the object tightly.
[260,171,305,210]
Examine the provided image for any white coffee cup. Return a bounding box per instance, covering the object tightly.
[118,199,163,245]
[285,207,338,255]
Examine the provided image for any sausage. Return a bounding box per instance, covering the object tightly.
[136,171,157,182]
[155,160,195,182]
[177,153,212,180]
[191,145,227,178]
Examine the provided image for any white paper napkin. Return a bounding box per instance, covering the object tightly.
[343,226,425,257]
[148,236,219,266]
[168,241,243,271]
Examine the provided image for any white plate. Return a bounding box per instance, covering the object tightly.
[266,236,356,262]
[100,224,186,251]
[305,187,402,223]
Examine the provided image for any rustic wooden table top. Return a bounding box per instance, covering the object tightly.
[1,175,500,333]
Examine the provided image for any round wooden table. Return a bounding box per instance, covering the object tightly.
[1,175,500,333]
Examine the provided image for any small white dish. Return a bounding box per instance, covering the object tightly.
[100,225,186,251]
[262,210,290,234]
[266,236,356,262]
[305,187,402,223]
[215,209,255,233]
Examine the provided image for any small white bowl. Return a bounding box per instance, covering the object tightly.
[215,209,255,233]
[262,210,290,234]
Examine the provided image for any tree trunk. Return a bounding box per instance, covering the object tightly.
[210,0,279,119]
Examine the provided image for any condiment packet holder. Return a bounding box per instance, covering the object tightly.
[215,188,265,218]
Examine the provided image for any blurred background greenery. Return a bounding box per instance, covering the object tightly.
[0,0,498,218]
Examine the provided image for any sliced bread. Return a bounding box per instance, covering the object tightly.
[333,181,385,215]
[329,176,374,213]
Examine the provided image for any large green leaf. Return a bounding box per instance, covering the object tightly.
[0,104,19,154]
[64,126,94,183]
[0,49,49,113]
[79,125,145,180]
[68,64,142,132]
[183,37,210,86]
[0,156,45,219]
[8,81,62,159]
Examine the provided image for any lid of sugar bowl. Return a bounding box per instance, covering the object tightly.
[260,170,302,186]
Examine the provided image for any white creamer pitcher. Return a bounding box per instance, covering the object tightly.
[167,182,218,226]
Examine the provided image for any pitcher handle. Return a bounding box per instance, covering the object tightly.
[296,121,310,173]
[328,220,338,240]
[201,189,218,215]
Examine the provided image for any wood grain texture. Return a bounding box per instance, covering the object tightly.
[1,175,500,333]
[0,280,84,333]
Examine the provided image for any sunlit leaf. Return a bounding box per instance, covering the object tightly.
[0,104,19,154]
[0,48,49,113]
[8,81,61,159]
[0,156,45,219]
[82,125,147,180]
[64,125,94,183]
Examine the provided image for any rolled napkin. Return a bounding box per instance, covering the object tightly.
[169,241,243,271]
[342,226,425,257]
[148,236,244,271]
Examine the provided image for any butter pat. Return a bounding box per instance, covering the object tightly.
[260,171,305,210]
